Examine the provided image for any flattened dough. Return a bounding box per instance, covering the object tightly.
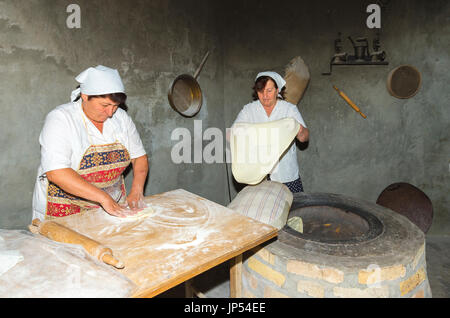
[230,118,300,185]
[121,205,155,219]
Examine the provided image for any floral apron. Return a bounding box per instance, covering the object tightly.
[45,111,131,219]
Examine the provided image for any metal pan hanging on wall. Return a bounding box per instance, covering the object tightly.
[168,51,210,117]
[387,65,422,99]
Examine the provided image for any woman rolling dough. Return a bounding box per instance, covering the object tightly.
[32,65,148,220]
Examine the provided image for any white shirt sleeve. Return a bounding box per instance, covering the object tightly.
[123,112,147,159]
[288,104,307,128]
[232,105,251,127]
[39,110,74,173]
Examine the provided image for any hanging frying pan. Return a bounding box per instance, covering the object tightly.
[387,65,422,99]
[168,51,210,117]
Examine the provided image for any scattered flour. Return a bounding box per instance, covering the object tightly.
[155,228,218,251]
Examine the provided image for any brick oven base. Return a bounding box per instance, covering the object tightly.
[241,193,432,298]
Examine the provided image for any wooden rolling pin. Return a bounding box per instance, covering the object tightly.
[29,219,124,269]
[333,85,367,119]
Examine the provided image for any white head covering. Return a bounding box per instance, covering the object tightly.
[255,71,286,93]
[70,65,125,102]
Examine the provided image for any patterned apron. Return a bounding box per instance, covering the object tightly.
[45,110,131,218]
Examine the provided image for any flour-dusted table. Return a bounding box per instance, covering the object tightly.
[53,189,278,297]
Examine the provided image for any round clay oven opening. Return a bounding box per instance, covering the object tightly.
[285,204,383,244]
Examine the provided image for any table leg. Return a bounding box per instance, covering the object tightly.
[185,279,207,298]
[229,254,243,298]
[185,279,194,298]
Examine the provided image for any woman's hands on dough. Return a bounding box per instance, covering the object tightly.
[126,191,146,211]
[127,155,148,211]
[46,168,134,218]
[99,194,130,218]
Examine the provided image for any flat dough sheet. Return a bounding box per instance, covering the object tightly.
[230,117,300,185]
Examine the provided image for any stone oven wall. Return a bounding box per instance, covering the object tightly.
[241,241,431,298]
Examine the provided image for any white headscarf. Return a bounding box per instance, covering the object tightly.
[255,71,286,96]
[70,65,125,102]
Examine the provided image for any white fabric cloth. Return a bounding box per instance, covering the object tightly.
[0,230,137,297]
[256,71,286,92]
[0,235,24,277]
[0,250,24,277]
[228,181,293,230]
[70,65,125,102]
[232,99,307,183]
[32,99,146,221]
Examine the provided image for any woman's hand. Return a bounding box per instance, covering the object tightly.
[126,191,146,211]
[127,155,149,211]
[46,168,130,218]
[296,125,309,143]
[99,194,128,218]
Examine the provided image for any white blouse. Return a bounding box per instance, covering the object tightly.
[32,100,147,220]
[232,99,307,183]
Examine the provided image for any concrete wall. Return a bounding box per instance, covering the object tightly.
[222,0,449,235]
[0,0,448,235]
[0,0,225,229]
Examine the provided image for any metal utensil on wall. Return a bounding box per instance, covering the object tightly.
[387,65,421,99]
[168,51,210,117]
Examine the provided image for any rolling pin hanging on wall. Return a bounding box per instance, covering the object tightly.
[29,219,124,269]
[333,85,367,119]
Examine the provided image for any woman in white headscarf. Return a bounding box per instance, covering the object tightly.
[32,65,148,220]
[232,71,309,193]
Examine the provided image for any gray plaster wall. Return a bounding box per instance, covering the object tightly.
[222,0,449,235]
[0,0,226,229]
[0,0,448,236]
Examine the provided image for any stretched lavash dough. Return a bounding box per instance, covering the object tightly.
[230,118,300,185]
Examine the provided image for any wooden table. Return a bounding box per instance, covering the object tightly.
[54,189,278,297]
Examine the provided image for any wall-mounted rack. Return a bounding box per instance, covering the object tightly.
[322,32,388,75]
